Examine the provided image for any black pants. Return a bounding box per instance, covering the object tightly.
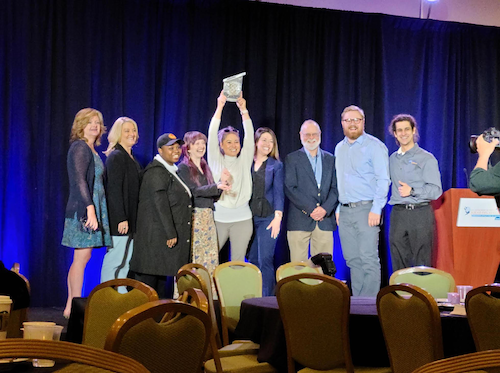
[132,272,174,299]
[389,204,435,271]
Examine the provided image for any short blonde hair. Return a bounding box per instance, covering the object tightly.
[104,117,139,156]
[341,105,365,121]
[70,108,106,146]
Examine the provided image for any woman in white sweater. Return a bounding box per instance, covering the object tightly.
[207,91,254,261]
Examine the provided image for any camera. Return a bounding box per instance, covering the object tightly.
[469,127,500,153]
[310,252,336,277]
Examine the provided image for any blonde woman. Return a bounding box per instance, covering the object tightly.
[101,117,142,289]
[61,108,112,318]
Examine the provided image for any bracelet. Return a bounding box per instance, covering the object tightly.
[240,110,248,115]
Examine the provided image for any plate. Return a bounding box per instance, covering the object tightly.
[0,358,29,364]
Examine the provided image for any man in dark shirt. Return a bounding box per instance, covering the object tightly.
[387,114,442,271]
[469,133,500,283]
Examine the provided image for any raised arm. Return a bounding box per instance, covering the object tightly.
[236,94,255,166]
[207,91,226,181]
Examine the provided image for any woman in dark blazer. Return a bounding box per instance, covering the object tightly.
[101,117,142,289]
[248,127,284,296]
[129,133,192,298]
[61,108,112,318]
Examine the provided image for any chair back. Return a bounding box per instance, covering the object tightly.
[276,273,353,372]
[0,339,149,372]
[412,349,500,373]
[214,261,262,345]
[176,268,222,348]
[389,266,455,298]
[7,263,30,338]
[179,262,217,299]
[465,284,500,351]
[105,299,212,373]
[83,278,158,349]
[275,261,322,282]
[377,284,444,373]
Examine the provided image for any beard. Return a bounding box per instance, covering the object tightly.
[301,138,321,151]
[343,126,363,141]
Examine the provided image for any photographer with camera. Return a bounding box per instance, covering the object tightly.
[469,134,500,195]
[469,132,500,284]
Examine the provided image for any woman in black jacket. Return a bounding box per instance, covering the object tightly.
[101,117,142,289]
[129,133,192,298]
[61,108,111,318]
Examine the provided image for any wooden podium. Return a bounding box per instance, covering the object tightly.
[433,188,500,288]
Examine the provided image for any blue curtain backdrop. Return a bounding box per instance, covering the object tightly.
[1,0,500,306]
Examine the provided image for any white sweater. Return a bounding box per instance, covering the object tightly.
[207,117,254,223]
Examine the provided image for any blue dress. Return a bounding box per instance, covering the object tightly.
[62,153,112,248]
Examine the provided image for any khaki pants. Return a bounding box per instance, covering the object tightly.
[287,224,334,262]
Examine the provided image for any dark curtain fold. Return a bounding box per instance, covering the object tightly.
[1,0,500,306]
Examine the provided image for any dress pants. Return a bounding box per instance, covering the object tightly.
[287,224,334,262]
[338,203,381,296]
[389,204,435,271]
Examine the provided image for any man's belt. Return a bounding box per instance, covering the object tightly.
[341,200,373,208]
[394,202,430,210]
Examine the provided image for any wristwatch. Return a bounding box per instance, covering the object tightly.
[410,187,416,196]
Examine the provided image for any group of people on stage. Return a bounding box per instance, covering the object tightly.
[61,91,445,317]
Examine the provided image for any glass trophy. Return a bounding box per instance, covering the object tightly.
[222,72,246,102]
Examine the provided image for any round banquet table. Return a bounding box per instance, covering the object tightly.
[234,296,475,372]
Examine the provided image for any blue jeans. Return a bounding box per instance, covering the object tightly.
[248,215,278,296]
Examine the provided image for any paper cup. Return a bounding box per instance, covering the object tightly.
[447,292,460,304]
[0,296,13,340]
[23,322,62,368]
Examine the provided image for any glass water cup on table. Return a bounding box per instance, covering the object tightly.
[23,322,64,367]
[456,285,474,303]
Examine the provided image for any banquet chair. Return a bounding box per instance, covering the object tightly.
[179,262,218,299]
[213,261,262,346]
[82,278,158,349]
[105,299,211,373]
[389,266,455,299]
[412,349,500,373]
[176,267,260,357]
[0,339,149,372]
[377,284,444,373]
[276,273,391,373]
[275,261,322,282]
[6,263,30,338]
[465,284,500,351]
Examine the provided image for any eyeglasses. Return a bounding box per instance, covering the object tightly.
[342,118,364,124]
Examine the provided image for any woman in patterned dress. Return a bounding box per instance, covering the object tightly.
[177,131,231,292]
[61,108,112,318]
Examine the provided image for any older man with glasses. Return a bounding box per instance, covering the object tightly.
[284,119,339,264]
[335,105,390,296]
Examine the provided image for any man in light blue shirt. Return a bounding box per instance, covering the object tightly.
[335,105,390,296]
